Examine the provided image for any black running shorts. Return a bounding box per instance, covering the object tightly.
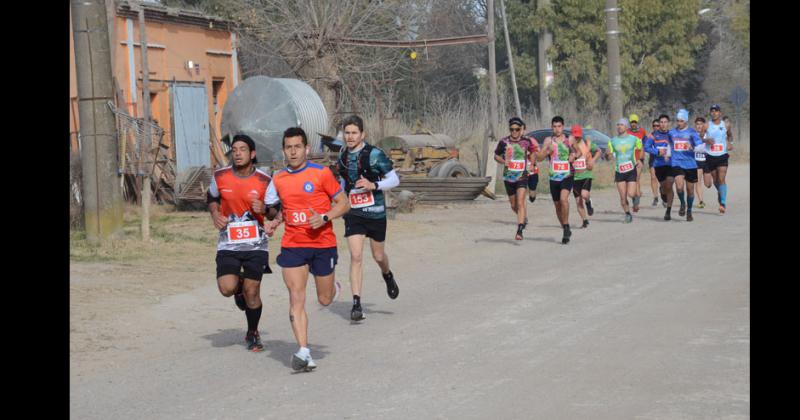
[614,170,638,183]
[344,214,387,242]
[671,167,698,183]
[705,153,729,172]
[504,179,528,196]
[655,166,673,182]
[549,177,574,202]
[216,250,271,281]
[572,178,592,197]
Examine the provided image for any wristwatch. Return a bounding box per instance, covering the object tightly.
[322,214,330,223]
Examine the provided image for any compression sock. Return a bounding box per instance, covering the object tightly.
[719,184,727,205]
[677,191,685,206]
[687,195,694,210]
[245,304,262,332]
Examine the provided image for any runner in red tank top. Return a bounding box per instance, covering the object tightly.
[263,127,350,372]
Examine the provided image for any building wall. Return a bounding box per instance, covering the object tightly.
[70,9,240,161]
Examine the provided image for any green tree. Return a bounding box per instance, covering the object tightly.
[535,0,705,116]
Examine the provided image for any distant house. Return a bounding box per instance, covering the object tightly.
[70,0,241,171]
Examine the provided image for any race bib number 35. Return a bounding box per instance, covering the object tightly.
[617,161,635,173]
[573,158,587,170]
[227,221,259,244]
[286,209,311,226]
[349,189,375,209]
[507,159,525,171]
[552,161,570,174]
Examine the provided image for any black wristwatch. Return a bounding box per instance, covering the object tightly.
[322,214,330,222]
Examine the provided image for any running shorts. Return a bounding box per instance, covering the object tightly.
[216,250,271,281]
[671,167,698,183]
[705,153,729,172]
[549,177,574,202]
[277,247,338,276]
[572,178,592,197]
[344,214,387,242]
[655,166,673,182]
[503,179,528,197]
[614,170,638,183]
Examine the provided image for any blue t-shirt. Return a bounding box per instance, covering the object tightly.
[668,127,703,170]
[341,143,394,219]
[643,130,672,168]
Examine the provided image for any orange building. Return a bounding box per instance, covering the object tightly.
[70,0,241,171]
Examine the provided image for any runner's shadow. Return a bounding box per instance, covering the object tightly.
[202,328,246,349]
[262,339,331,371]
[492,220,519,226]
[524,236,560,244]
[474,237,523,246]
[326,301,394,324]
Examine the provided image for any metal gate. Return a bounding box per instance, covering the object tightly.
[171,83,210,172]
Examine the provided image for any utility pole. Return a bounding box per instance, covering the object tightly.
[500,0,521,117]
[71,0,123,244]
[483,0,499,198]
[537,0,553,123]
[138,5,151,241]
[605,0,623,126]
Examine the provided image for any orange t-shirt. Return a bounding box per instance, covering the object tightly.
[628,127,647,161]
[266,162,343,249]
[211,167,271,226]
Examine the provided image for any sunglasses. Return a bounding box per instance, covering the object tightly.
[510,127,522,132]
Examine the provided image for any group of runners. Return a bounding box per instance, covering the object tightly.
[495,104,733,242]
[207,115,399,372]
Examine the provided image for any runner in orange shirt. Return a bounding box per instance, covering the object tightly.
[207,135,272,352]
[264,127,350,372]
[627,114,647,212]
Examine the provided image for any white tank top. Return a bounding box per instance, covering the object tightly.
[707,120,727,156]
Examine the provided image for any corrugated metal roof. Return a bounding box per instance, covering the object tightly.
[377,134,456,150]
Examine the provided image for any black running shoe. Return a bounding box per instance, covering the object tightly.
[351,303,365,321]
[383,271,399,299]
[586,200,594,216]
[245,330,264,352]
[581,219,589,228]
[664,209,671,221]
[686,212,694,222]
[562,226,571,244]
[679,204,686,216]
[529,195,536,203]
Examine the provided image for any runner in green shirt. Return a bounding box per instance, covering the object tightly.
[569,124,601,228]
[606,118,642,223]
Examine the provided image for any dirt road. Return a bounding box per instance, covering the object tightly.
[70,164,749,419]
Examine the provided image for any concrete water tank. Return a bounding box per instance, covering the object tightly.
[221,76,328,165]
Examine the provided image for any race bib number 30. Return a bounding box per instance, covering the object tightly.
[617,161,635,173]
[674,140,690,151]
[573,158,587,170]
[507,159,525,171]
[227,221,259,244]
[552,161,570,174]
[349,189,375,209]
[286,209,311,226]
[711,143,724,153]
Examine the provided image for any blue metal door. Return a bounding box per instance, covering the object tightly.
[171,84,211,172]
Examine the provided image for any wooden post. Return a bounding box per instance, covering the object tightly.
[483,0,499,198]
[605,0,623,125]
[500,0,521,117]
[138,6,151,241]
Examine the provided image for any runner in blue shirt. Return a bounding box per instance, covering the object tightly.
[643,114,676,220]
[668,109,704,222]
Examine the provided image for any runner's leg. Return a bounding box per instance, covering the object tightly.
[695,168,704,205]
[313,272,337,306]
[217,274,239,297]
[347,234,366,298]
[283,265,310,348]
[369,238,390,274]
[516,186,527,226]
[716,165,729,210]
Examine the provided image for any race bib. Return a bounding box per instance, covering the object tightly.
[551,160,570,174]
[507,159,525,171]
[617,160,635,173]
[286,209,312,226]
[711,143,724,153]
[657,146,668,156]
[673,140,690,151]
[695,152,706,161]
[226,221,260,244]
[349,189,375,209]
[573,158,587,170]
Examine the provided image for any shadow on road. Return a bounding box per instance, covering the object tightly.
[201,328,331,368]
[325,301,394,323]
